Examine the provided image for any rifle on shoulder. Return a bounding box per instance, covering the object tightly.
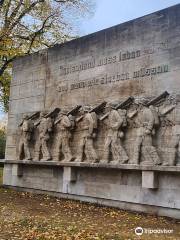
[100,97,134,121]
[54,105,81,125]
[76,101,107,123]
[146,91,169,107]
[19,111,40,127]
[34,108,60,127]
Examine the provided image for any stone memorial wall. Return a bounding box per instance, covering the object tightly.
[3,4,180,219]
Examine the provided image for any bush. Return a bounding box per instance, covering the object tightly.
[0,129,6,159]
[0,167,3,184]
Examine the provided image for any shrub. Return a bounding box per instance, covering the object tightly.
[0,128,6,159]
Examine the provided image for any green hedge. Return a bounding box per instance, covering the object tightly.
[0,129,6,159]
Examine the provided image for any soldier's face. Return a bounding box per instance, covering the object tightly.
[139,104,144,110]
[80,109,85,115]
[40,113,46,118]
[23,115,28,120]
[105,106,111,112]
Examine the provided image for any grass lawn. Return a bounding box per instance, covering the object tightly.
[0,168,179,239]
[0,188,179,240]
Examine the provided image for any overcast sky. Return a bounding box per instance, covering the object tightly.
[81,0,180,35]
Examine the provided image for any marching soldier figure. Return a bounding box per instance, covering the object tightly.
[18,114,33,160]
[131,100,161,165]
[54,109,74,162]
[34,111,53,161]
[75,106,98,163]
[161,104,180,166]
[100,103,129,164]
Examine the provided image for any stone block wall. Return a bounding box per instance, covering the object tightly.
[3,4,180,219]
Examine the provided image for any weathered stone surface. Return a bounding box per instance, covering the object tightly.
[4,160,180,172]
[3,162,180,218]
[5,4,180,166]
[3,4,180,218]
[142,171,158,189]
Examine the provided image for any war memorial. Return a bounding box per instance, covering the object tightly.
[3,4,180,219]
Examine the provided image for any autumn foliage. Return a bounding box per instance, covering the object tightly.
[0,0,94,111]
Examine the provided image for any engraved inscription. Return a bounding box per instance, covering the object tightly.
[59,49,141,76]
[133,65,169,78]
[57,64,169,93]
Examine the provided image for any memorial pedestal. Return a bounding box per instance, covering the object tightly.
[3,160,180,219]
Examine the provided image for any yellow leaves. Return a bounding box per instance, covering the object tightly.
[0,34,23,60]
[0,187,179,240]
[0,0,92,112]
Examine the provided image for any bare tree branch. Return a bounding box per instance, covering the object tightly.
[27,14,54,54]
[4,0,12,26]
[6,0,24,28]
[0,0,44,40]
[0,0,93,111]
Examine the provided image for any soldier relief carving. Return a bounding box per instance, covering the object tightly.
[17,91,180,166]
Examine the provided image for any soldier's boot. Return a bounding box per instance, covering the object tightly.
[130,146,140,165]
[89,158,99,163]
[151,147,161,165]
[42,150,52,161]
[33,153,40,161]
[162,148,176,166]
[111,144,129,165]
[53,157,60,162]
[53,147,60,161]
[62,152,75,162]
[25,151,32,161]
[24,142,32,161]
[141,146,160,165]
[110,156,126,165]
[74,157,83,162]
[87,155,99,163]
[100,150,109,164]
[75,141,84,162]
[75,152,83,162]
[41,142,52,161]
[33,143,41,161]
[129,137,142,165]
[86,148,99,163]
[110,160,121,165]
[162,161,169,166]
[42,156,52,161]
[119,150,129,164]
[112,157,129,165]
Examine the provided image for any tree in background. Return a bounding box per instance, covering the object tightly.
[0,0,94,112]
[0,127,6,158]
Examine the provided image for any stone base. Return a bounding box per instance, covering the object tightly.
[3,160,180,219]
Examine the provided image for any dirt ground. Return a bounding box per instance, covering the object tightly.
[0,167,179,240]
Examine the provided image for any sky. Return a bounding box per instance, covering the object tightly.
[81,0,180,35]
[0,0,180,119]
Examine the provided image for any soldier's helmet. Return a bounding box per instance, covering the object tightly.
[135,98,149,106]
[81,105,91,113]
[105,102,115,109]
[40,111,47,118]
[22,114,29,120]
[61,108,69,115]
